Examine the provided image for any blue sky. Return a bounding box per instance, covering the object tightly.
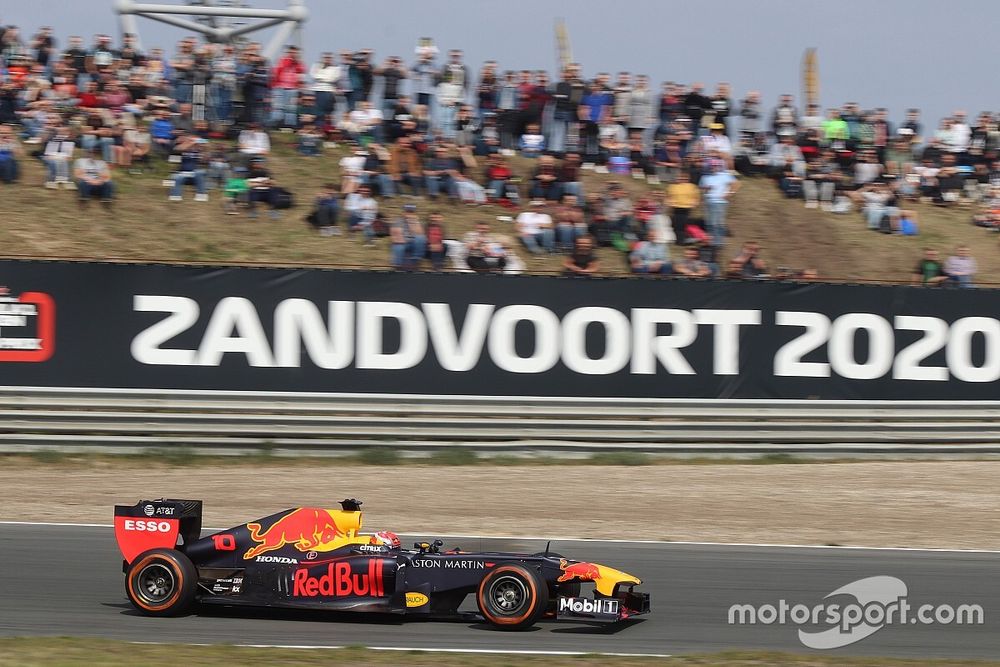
[4,0,997,127]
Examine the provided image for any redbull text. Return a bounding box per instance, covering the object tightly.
[292,560,385,598]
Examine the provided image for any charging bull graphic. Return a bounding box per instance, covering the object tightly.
[558,559,602,583]
[557,558,642,596]
[244,508,345,559]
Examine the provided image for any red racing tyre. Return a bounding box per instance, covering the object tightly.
[476,564,549,630]
[125,548,198,616]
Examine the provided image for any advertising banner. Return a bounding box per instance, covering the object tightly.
[1,259,997,400]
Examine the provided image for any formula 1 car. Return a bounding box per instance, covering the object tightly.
[114,498,650,629]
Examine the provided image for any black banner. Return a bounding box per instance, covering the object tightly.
[0,259,998,400]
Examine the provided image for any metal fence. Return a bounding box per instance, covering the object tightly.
[1,386,999,455]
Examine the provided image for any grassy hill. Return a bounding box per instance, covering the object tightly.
[2,133,996,285]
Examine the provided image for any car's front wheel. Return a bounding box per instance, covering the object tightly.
[476,564,549,630]
[125,548,197,616]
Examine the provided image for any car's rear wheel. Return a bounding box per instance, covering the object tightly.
[125,548,197,616]
[476,564,549,630]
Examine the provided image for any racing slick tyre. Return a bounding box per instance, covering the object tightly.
[125,548,198,616]
[476,564,549,630]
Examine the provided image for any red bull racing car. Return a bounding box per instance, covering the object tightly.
[114,498,650,630]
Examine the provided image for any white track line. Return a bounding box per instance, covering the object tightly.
[134,642,670,658]
[2,520,999,554]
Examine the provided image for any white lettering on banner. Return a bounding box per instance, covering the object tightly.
[630,309,697,375]
[947,317,1000,383]
[356,302,428,370]
[774,311,832,377]
[777,312,1000,383]
[127,297,1000,383]
[131,296,200,366]
[422,303,494,372]
[0,339,42,350]
[274,299,354,369]
[561,307,631,375]
[828,313,894,380]
[694,309,762,375]
[893,316,949,381]
[487,305,561,374]
[197,297,274,367]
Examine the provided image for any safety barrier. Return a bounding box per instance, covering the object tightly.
[1,387,999,455]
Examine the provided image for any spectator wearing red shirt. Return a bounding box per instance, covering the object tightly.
[270,45,305,129]
[515,70,535,136]
[77,80,103,109]
[523,70,551,132]
[485,153,517,207]
[426,211,447,271]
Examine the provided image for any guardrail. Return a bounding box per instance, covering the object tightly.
[1,387,999,455]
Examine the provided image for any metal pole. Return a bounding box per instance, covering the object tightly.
[262,19,297,61]
[226,17,286,40]
[137,11,219,37]
[127,3,293,19]
[120,13,142,49]
[115,0,308,62]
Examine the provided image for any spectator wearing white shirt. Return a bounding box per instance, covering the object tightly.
[43,127,75,188]
[629,229,672,274]
[627,75,656,141]
[310,53,340,127]
[73,146,114,207]
[338,148,368,194]
[944,245,977,288]
[516,200,555,254]
[950,110,972,155]
[767,132,805,178]
[701,123,733,168]
[343,100,383,143]
[800,103,824,134]
[238,123,270,157]
[343,184,379,243]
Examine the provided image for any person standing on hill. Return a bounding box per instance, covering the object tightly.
[550,64,584,156]
[699,160,740,246]
[270,45,305,129]
[310,52,340,128]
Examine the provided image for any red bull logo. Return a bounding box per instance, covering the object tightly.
[558,559,602,583]
[244,508,344,559]
[292,560,385,597]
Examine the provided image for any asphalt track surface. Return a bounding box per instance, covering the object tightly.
[2,524,998,660]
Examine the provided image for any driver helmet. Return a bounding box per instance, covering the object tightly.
[369,531,400,549]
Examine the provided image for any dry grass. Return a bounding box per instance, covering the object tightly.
[0,639,995,667]
[2,134,996,284]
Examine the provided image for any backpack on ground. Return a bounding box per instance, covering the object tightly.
[272,187,294,209]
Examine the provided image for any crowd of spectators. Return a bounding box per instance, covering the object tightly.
[744,102,1000,236]
[0,21,996,283]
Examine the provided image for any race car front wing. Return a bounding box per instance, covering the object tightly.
[556,588,651,623]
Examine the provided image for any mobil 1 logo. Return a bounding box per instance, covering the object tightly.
[558,596,620,618]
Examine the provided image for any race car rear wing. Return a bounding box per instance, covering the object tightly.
[114,499,203,564]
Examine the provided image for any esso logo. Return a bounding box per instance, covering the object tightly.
[124,519,172,533]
